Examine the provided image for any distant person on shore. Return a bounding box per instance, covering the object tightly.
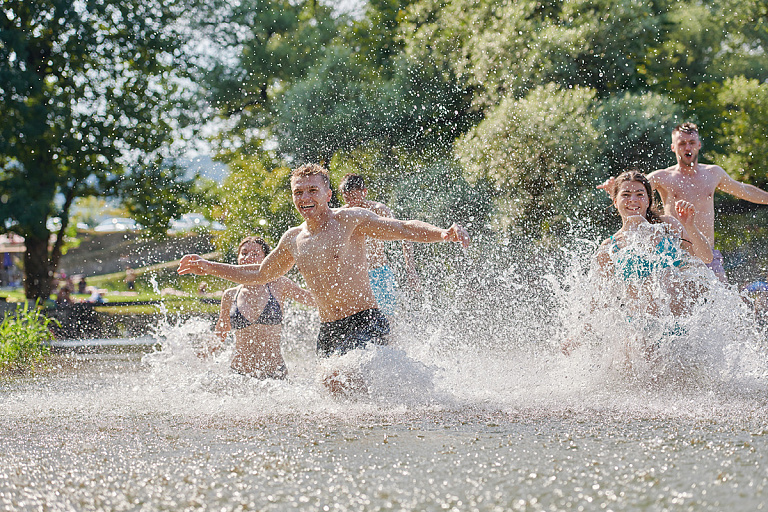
[77,276,87,295]
[339,173,421,317]
[564,171,713,357]
[179,163,469,395]
[86,287,106,304]
[55,285,73,306]
[743,272,768,326]
[124,267,136,290]
[204,236,315,379]
[598,122,768,281]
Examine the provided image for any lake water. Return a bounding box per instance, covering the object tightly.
[2,247,768,510]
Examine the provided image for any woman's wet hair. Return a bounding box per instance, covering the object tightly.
[612,171,662,224]
[237,236,271,259]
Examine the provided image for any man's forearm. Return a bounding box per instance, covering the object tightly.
[402,220,446,243]
[206,261,266,285]
[741,183,768,204]
[685,226,714,264]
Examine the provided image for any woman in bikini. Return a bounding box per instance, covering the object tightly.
[563,171,713,356]
[208,236,315,379]
[597,170,712,291]
[598,170,712,288]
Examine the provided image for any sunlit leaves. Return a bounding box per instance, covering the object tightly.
[594,91,683,174]
[401,0,663,107]
[714,77,768,189]
[457,83,603,237]
[0,0,194,299]
[214,153,296,257]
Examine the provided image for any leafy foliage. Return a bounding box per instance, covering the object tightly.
[389,160,495,236]
[4,0,758,278]
[457,84,604,238]
[116,161,202,237]
[713,77,768,190]
[200,0,341,155]
[0,0,198,299]
[213,153,297,258]
[0,303,56,374]
[400,0,664,107]
[594,91,684,175]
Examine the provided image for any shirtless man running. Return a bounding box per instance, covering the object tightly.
[178,163,469,392]
[599,122,768,281]
[339,173,421,317]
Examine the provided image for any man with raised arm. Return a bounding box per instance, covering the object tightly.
[178,163,469,391]
[599,122,768,281]
[339,173,421,318]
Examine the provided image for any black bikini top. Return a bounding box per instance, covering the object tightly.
[229,284,283,329]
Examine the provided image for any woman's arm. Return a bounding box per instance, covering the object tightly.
[204,287,236,356]
[665,201,713,263]
[275,277,316,307]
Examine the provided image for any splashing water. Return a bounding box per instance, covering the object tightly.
[117,234,768,423]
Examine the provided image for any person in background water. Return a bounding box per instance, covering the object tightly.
[564,171,713,357]
[179,164,469,395]
[599,122,768,282]
[339,173,421,317]
[743,272,768,327]
[205,236,315,379]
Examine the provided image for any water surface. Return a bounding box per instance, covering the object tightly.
[3,250,768,510]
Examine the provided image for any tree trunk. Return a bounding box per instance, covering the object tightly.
[23,235,53,302]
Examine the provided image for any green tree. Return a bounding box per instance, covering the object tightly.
[213,153,297,257]
[200,0,341,155]
[400,0,665,107]
[713,77,768,190]
[457,83,606,238]
[594,91,684,175]
[276,47,383,164]
[344,0,420,73]
[647,0,768,96]
[0,0,197,300]
[389,160,495,236]
[276,50,472,166]
[115,161,201,237]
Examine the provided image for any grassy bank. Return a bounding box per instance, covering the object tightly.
[2,252,226,314]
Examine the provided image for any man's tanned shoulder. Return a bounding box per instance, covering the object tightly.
[334,206,376,222]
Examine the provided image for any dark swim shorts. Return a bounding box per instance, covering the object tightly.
[317,308,390,358]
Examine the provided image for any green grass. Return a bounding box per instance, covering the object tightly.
[0,302,57,375]
[1,261,229,308]
[92,297,221,315]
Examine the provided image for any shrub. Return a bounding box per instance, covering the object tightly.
[0,302,57,374]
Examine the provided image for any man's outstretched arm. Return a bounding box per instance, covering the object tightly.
[717,169,768,204]
[178,233,296,284]
[356,210,470,248]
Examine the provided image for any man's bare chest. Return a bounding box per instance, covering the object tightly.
[294,230,347,271]
[662,174,718,205]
